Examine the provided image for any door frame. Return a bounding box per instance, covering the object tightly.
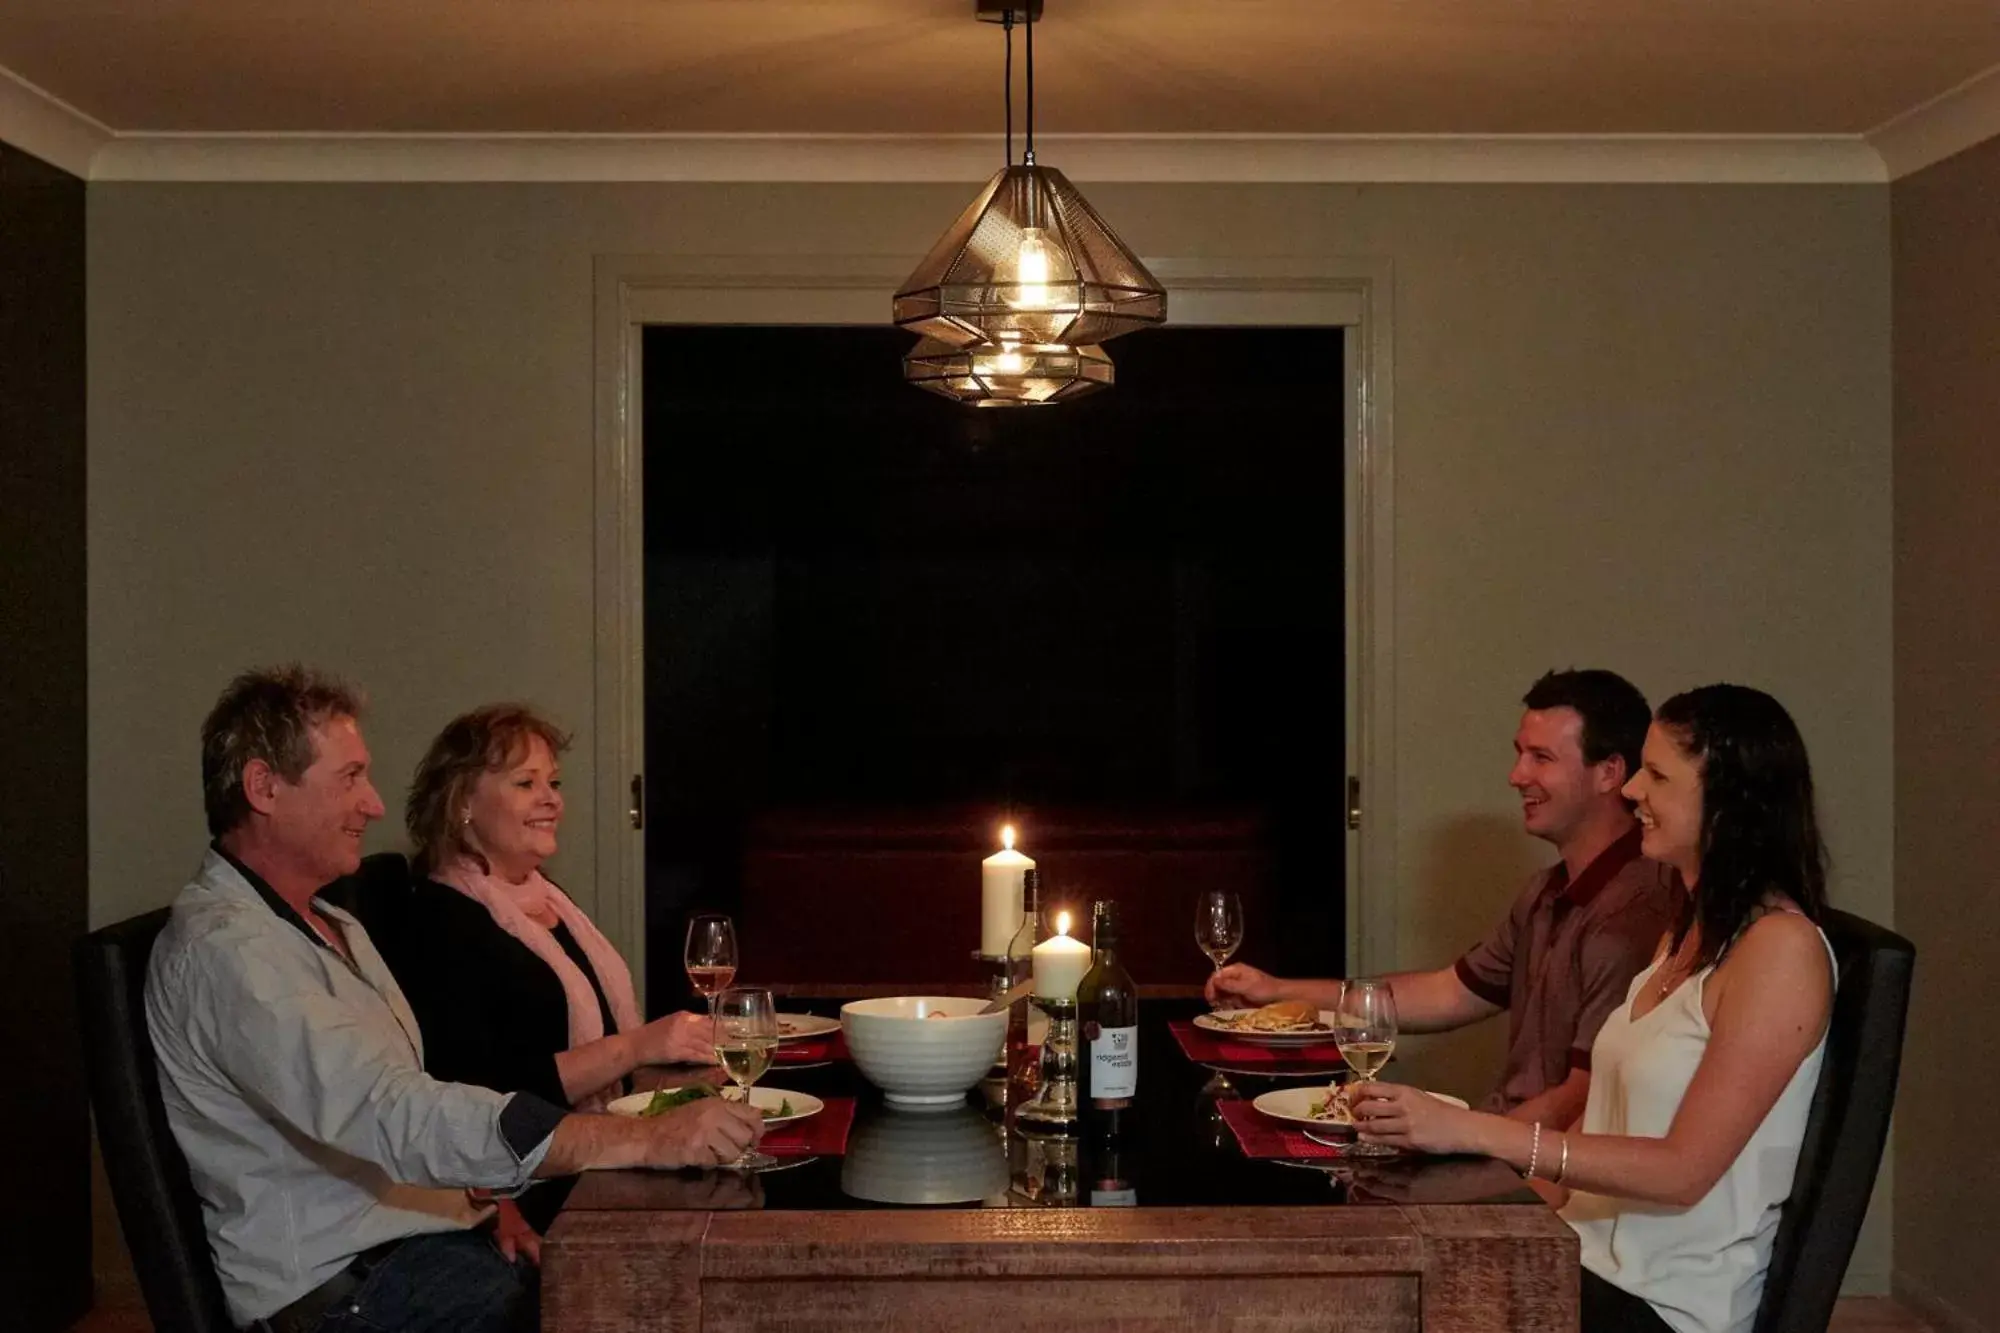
[592,253,1397,1005]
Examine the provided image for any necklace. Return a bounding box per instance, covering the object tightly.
[1655,929,1700,998]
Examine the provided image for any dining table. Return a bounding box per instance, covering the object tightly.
[542,998,1578,1332]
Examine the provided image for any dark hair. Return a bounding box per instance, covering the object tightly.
[1655,683,1828,970]
[201,665,365,836]
[406,703,572,877]
[1522,668,1651,783]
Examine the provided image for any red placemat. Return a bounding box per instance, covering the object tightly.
[1216,1099,1351,1160]
[773,1031,850,1065]
[1169,1020,1347,1068]
[763,1097,856,1158]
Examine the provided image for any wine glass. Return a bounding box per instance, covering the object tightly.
[1193,889,1244,979]
[711,987,780,1172]
[684,914,738,1019]
[1335,978,1399,1158]
[1192,889,1247,1094]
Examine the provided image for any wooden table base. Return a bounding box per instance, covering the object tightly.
[544,1203,1577,1333]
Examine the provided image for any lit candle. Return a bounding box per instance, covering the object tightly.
[1032,911,1092,1000]
[980,824,1036,957]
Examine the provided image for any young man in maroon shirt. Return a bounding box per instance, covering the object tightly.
[1209,669,1679,1129]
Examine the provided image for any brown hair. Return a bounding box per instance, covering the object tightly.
[201,665,365,837]
[406,703,572,876]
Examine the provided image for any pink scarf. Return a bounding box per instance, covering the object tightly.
[432,857,643,1073]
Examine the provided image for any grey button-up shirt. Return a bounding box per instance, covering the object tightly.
[146,849,561,1325]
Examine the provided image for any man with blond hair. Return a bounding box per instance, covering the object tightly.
[147,665,760,1333]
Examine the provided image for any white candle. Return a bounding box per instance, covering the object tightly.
[1032,911,1092,1000]
[980,824,1036,957]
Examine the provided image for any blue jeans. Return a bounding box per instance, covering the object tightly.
[314,1230,535,1333]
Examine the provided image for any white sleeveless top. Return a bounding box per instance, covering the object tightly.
[1561,924,1834,1333]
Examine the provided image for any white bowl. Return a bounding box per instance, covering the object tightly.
[840,995,1007,1109]
[842,1104,1009,1205]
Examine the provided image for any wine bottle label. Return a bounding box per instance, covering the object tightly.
[1090,1185,1138,1207]
[1088,1025,1138,1101]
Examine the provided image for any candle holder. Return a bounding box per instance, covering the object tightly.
[1014,996,1078,1134]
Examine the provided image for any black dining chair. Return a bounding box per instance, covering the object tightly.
[74,906,234,1333]
[1751,906,1915,1333]
[75,852,414,1333]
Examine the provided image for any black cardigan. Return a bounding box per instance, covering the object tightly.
[365,877,622,1112]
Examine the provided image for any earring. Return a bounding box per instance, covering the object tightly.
[460,811,471,827]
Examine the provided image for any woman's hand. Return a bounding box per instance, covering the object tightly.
[1350,1082,1486,1155]
[488,1198,542,1267]
[633,1011,718,1067]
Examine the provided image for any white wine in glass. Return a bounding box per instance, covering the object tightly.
[712,987,779,1172]
[1193,889,1245,974]
[684,914,739,1018]
[716,1040,774,1087]
[1337,1039,1395,1079]
[1335,978,1400,1158]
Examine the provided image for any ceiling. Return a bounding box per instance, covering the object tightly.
[3,0,1999,138]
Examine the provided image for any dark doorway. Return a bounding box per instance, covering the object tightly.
[642,325,1346,1004]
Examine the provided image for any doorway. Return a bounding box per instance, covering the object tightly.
[589,254,1395,1008]
[640,325,1346,1004]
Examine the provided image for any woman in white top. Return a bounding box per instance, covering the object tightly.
[1352,684,1835,1333]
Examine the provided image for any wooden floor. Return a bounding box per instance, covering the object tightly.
[68,1294,1937,1332]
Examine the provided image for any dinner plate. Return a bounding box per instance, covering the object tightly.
[776,1013,841,1041]
[1251,1084,1469,1130]
[607,1086,823,1129]
[1194,1009,1341,1044]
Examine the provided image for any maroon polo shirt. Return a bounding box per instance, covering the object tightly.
[1452,825,1681,1113]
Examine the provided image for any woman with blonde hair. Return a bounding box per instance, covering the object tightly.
[367,705,714,1224]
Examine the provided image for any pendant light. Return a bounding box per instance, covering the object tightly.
[894,3,1166,352]
[904,335,1113,407]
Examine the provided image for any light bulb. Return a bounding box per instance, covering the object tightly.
[1015,231,1054,307]
[972,341,1028,377]
[1001,227,1078,315]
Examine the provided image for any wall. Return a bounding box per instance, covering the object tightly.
[0,138,91,1330]
[1891,135,2000,1333]
[86,178,1894,1283]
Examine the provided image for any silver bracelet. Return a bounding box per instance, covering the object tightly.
[1527,1122,1542,1180]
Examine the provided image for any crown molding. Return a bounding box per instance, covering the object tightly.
[84,131,1889,185]
[19,42,2000,187]
[0,64,111,177]
[1867,61,2000,180]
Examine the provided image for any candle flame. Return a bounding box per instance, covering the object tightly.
[1055,910,1072,937]
[1001,824,1016,852]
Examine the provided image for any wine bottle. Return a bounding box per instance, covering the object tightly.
[1006,869,1042,973]
[1003,870,1043,1088]
[1077,899,1137,1136]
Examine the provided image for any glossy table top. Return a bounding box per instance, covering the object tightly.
[561,999,1540,1216]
